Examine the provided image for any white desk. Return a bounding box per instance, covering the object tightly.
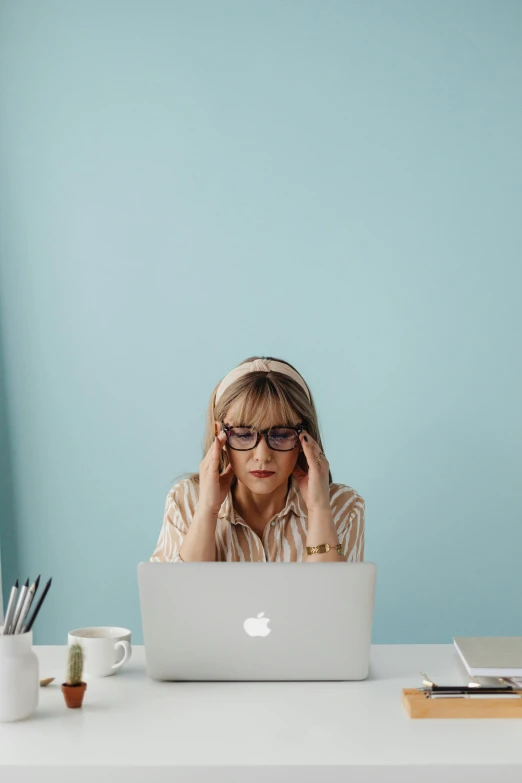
[1,644,521,783]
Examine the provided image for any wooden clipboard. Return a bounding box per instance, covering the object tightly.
[402,688,522,718]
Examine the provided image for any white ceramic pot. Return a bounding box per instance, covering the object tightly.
[0,625,39,722]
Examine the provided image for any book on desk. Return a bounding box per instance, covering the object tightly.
[453,636,522,679]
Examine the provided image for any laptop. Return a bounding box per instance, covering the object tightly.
[137,561,377,681]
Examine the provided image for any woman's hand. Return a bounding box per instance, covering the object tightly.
[198,431,235,515]
[292,430,330,511]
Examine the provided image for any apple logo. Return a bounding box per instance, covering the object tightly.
[243,612,271,637]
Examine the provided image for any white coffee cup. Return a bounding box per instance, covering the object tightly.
[68,627,132,678]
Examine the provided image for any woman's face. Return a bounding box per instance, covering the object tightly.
[215,401,303,493]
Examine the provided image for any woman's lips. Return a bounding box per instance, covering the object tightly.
[250,471,275,478]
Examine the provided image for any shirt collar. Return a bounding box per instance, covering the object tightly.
[218,474,301,524]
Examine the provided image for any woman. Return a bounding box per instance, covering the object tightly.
[150,356,365,563]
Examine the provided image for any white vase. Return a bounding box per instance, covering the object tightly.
[0,625,39,722]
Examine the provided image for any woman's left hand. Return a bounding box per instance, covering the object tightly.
[292,431,330,511]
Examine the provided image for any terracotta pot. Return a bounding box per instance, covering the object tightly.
[61,681,87,708]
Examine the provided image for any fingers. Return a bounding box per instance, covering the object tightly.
[212,433,233,477]
[299,430,328,467]
[201,432,227,473]
[210,431,227,458]
[300,430,319,451]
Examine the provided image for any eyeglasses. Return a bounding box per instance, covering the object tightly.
[221,423,304,451]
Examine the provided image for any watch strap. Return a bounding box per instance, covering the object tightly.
[305,542,343,556]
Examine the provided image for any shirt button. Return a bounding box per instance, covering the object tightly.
[270,520,276,526]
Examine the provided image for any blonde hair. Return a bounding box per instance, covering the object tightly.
[172,355,332,488]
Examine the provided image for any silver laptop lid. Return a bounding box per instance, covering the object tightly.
[138,562,376,682]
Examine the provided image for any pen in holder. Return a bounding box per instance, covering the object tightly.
[0,625,39,722]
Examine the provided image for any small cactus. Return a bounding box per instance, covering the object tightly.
[66,642,84,685]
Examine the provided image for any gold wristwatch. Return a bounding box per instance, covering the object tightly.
[306,542,343,556]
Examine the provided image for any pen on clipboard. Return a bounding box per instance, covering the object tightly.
[425,685,515,693]
[418,671,521,699]
[419,687,521,699]
[23,577,53,633]
[429,692,520,699]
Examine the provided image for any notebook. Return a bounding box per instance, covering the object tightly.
[453,636,522,677]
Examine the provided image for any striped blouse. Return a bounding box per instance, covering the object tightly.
[150,475,365,563]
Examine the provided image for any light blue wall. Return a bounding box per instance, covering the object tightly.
[0,0,520,645]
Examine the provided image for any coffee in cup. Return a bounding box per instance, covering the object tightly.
[68,627,132,678]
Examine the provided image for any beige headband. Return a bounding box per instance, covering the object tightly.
[215,358,311,405]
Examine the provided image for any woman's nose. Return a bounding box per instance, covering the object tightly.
[254,433,272,456]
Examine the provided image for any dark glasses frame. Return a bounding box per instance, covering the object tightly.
[221,423,305,451]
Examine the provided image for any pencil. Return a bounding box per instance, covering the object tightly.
[13,575,41,634]
[23,577,52,633]
[9,579,29,635]
[1,579,19,635]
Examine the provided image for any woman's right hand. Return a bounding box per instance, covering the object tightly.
[198,431,235,515]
